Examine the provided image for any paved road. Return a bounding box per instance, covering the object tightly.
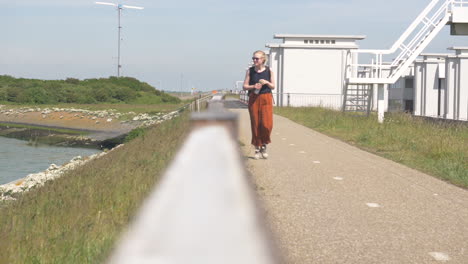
[228,102,468,264]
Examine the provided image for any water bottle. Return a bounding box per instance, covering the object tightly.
[254,84,260,94]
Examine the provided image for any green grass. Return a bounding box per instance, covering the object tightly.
[275,107,468,188]
[224,93,240,100]
[0,113,190,263]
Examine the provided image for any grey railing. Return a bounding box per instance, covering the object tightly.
[108,98,279,264]
[186,94,213,112]
[240,91,343,110]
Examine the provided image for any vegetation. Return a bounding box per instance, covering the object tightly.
[0,113,190,263]
[224,93,240,100]
[124,127,146,142]
[275,107,468,188]
[0,75,180,105]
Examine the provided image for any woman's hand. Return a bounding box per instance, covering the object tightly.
[254,83,262,89]
[259,79,268,85]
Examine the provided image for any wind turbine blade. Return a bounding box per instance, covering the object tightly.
[122,5,144,10]
[95,2,117,6]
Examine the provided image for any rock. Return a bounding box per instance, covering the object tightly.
[107,118,112,122]
[47,164,60,171]
[71,156,82,162]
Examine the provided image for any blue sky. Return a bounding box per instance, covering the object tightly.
[1,0,466,91]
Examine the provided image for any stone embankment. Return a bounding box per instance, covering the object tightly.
[0,144,123,201]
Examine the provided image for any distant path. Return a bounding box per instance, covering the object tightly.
[227,100,468,263]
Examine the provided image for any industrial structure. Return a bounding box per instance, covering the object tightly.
[265,0,468,122]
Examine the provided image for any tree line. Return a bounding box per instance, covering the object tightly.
[0,75,180,104]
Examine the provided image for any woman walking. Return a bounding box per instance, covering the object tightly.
[243,50,275,159]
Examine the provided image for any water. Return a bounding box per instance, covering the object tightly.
[0,137,101,185]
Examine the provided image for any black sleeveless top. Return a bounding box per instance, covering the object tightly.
[248,66,272,94]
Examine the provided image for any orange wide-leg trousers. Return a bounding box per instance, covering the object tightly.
[248,93,273,147]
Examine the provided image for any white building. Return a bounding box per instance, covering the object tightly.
[267,34,365,109]
[388,65,415,112]
[376,47,468,121]
[414,54,449,118]
[265,33,467,122]
[260,1,468,122]
[412,47,468,121]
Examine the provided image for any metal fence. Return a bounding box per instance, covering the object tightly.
[240,91,343,110]
[108,98,279,264]
[186,94,213,112]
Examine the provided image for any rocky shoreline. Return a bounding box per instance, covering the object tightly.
[0,105,184,202]
[0,145,124,201]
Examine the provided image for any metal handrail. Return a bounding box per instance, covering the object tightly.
[352,0,443,55]
[108,100,279,264]
[390,0,450,68]
[347,0,468,84]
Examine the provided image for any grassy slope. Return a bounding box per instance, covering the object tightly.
[275,107,468,188]
[0,113,190,263]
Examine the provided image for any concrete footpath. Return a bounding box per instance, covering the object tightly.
[227,102,468,263]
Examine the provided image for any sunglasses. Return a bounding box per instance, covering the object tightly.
[252,57,262,61]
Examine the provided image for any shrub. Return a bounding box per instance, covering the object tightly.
[65,78,80,85]
[0,75,179,105]
[124,127,146,142]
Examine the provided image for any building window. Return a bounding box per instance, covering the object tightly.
[315,40,320,44]
[320,40,325,44]
[389,100,403,112]
[304,40,308,44]
[331,40,336,44]
[405,78,414,89]
[405,100,414,113]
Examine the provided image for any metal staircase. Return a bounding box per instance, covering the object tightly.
[342,84,373,114]
[343,0,468,115]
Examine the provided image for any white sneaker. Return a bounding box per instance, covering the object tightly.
[260,145,268,159]
[254,148,261,160]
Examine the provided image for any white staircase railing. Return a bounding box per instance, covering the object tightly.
[347,0,468,84]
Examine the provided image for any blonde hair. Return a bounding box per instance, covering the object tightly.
[253,50,268,65]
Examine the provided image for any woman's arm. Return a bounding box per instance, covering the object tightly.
[243,69,253,90]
